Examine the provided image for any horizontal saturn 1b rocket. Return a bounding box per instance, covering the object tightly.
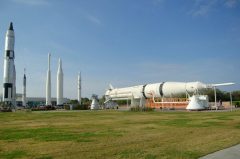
[105,81,234,109]
[105,82,207,102]
[2,22,16,107]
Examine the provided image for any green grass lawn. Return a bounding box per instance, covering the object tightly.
[0,110,240,159]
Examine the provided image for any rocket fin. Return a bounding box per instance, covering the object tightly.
[109,84,114,90]
[210,83,235,88]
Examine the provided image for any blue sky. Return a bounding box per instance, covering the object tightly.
[0,0,239,99]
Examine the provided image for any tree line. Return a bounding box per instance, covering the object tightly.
[202,89,240,102]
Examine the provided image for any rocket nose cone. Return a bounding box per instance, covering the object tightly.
[9,22,14,31]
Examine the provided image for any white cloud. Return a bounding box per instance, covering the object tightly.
[225,0,239,8]
[12,0,50,6]
[190,0,217,16]
[86,15,102,25]
[152,0,164,6]
[189,0,239,16]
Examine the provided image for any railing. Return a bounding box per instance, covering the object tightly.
[146,97,189,109]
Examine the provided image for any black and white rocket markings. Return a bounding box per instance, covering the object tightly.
[3,22,16,106]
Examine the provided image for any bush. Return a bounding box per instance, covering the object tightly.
[234,101,240,108]
[74,104,89,110]
[64,104,70,110]
[0,102,13,112]
[64,104,89,110]
[130,106,155,112]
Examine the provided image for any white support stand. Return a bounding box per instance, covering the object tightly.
[214,86,217,110]
[230,91,233,111]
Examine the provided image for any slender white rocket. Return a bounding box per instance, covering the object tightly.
[22,68,26,107]
[3,22,15,106]
[57,58,63,105]
[12,65,16,107]
[78,72,81,104]
[46,53,51,106]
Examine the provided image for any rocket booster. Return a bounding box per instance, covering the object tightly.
[57,58,63,105]
[13,65,16,106]
[22,69,26,106]
[105,81,209,100]
[3,22,15,104]
[78,72,81,104]
[46,53,51,106]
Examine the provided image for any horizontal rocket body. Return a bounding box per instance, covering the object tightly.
[105,82,207,100]
[3,22,15,103]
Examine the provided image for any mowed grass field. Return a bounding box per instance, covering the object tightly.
[0,110,240,159]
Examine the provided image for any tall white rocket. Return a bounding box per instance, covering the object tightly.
[78,72,81,104]
[3,22,16,106]
[22,69,26,107]
[57,58,63,105]
[46,53,51,106]
[13,65,16,107]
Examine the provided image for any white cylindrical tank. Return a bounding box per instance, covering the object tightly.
[106,85,143,100]
[144,83,161,98]
[162,82,207,97]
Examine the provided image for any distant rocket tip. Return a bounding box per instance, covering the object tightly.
[9,22,14,30]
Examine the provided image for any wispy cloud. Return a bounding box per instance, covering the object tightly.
[190,0,217,17]
[225,0,239,8]
[189,0,239,17]
[11,0,50,6]
[152,0,164,6]
[85,15,102,25]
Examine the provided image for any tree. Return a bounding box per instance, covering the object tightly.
[99,95,105,105]
[81,98,91,105]
[69,100,79,104]
[232,91,240,101]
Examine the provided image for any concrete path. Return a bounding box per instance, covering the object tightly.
[199,144,240,159]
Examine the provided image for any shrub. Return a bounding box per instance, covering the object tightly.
[74,104,89,110]
[234,102,240,108]
[64,104,89,110]
[130,106,154,112]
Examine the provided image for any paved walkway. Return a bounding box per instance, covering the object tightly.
[199,144,240,159]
